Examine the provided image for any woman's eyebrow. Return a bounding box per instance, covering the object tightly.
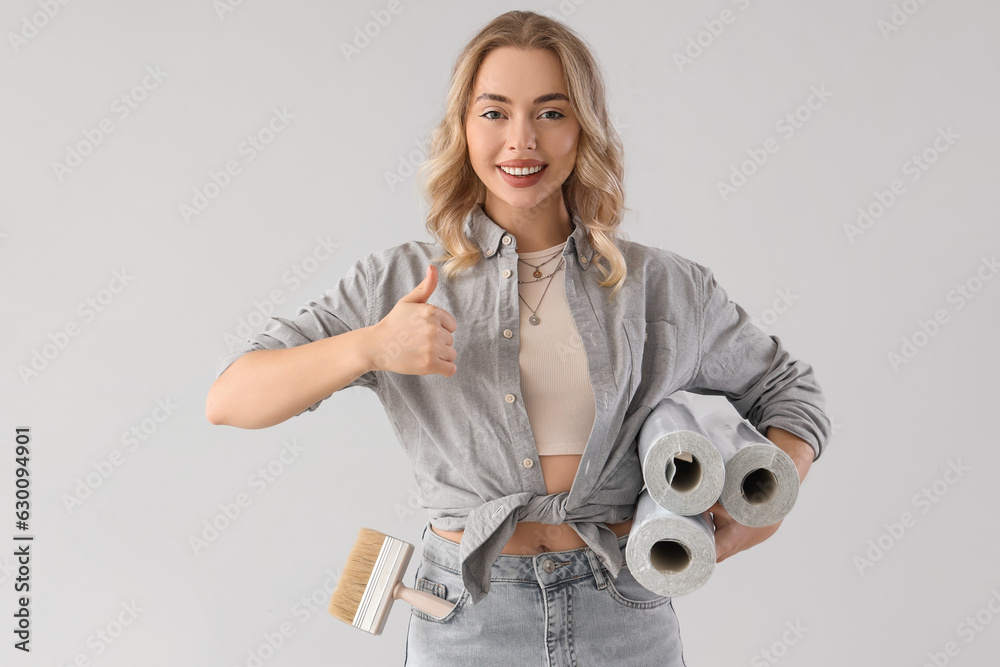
[473,92,570,105]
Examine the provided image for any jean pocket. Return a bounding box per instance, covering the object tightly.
[603,563,672,610]
[409,559,469,624]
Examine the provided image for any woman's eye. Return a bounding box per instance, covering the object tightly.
[479,110,565,121]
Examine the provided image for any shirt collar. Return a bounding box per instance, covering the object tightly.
[463,202,596,270]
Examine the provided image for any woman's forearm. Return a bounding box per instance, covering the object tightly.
[205,327,374,429]
[766,426,814,483]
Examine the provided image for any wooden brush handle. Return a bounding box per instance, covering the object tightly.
[392,581,456,619]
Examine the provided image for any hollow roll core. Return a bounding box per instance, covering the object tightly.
[665,452,702,494]
[741,468,778,506]
[650,540,692,573]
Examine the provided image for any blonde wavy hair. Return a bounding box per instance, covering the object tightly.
[415,10,630,300]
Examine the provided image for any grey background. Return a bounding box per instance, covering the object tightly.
[1,0,998,665]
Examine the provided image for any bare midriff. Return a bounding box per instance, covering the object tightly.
[431,454,634,554]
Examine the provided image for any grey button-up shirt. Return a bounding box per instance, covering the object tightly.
[216,203,832,605]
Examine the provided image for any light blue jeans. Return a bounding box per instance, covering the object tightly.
[404,522,688,666]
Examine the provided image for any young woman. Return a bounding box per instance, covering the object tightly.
[207,10,830,666]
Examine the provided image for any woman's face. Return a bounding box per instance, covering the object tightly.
[465,47,580,214]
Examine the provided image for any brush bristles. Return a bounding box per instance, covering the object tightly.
[328,527,388,625]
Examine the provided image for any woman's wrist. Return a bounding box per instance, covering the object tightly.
[766,426,814,484]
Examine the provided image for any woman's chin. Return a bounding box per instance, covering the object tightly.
[486,188,560,212]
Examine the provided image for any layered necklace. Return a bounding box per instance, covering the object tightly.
[517,246,565,326]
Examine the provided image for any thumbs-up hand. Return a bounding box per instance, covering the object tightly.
[369,264,458,377]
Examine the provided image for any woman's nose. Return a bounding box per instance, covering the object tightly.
[508,116,536,151]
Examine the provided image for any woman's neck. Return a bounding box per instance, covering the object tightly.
[482,196,574,252]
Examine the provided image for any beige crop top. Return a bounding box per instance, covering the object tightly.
[516,240,597,456]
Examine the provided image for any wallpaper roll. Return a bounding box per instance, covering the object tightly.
[625,488,716,597]
[698,410,800,528]
[637,394,726,515]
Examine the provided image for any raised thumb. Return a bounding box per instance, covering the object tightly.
[400,264,437,303]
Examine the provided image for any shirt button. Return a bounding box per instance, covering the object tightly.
[502,235,512,245]
[486,248,495,257]
[522,458,534,468]
[505,393,516,403]
[542,558,555,573]
[502,269,512,278]
[502,329,513,338]
[581,255,588,264]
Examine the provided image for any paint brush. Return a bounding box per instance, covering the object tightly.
[328,527,456,635]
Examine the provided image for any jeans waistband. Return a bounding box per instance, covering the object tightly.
[419,522,630,588]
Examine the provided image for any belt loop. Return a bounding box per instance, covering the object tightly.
[584,549,607,590]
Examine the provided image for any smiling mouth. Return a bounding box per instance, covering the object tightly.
[497,164,547,177]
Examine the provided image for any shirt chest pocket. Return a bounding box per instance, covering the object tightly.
[622,317,679,411]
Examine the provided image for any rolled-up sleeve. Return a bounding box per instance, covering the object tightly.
[215,254,378,413]
[683,262,831,460]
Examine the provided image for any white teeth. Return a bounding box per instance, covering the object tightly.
[500,165,544,176]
